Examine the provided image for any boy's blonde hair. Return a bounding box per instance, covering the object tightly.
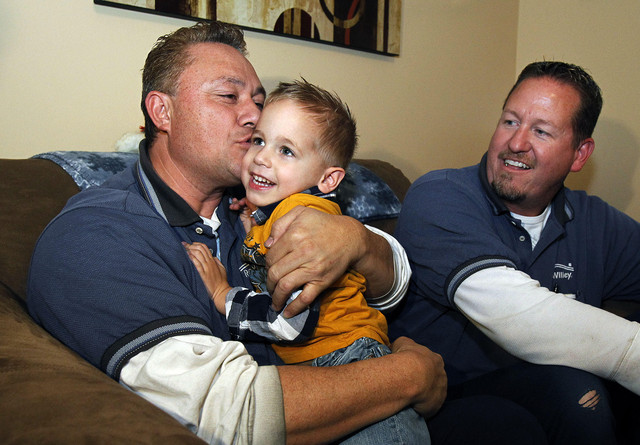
[265,79,358,168]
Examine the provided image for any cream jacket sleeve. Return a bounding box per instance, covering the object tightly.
[455,266,640,395]
[119,334,285,445]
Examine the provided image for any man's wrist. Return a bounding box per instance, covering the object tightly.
[364,225,410,311]
[330,214,366,269]
[350,221,394,298]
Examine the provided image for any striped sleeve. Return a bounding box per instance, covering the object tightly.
[225,287,320,343]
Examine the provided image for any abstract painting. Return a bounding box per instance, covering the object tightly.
[95,1,402,56]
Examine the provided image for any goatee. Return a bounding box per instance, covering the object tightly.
[491,173,526,203]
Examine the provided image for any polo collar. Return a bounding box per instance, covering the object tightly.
[251,186,337,225]
[137,140,202,227]
[478,152,573,225]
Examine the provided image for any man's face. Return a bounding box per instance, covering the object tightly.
[241,99,329,207]
[165,42,265,191]
[486,77,590,216]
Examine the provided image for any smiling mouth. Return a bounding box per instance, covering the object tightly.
[504,159,531,169]
[251,174,275,187]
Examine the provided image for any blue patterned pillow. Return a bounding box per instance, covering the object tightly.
[33,151,138,190]
[32,151,400,223]
[335,163,401,223]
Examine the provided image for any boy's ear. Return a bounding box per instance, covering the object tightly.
[145,91,173,133]
[317,167,346,194]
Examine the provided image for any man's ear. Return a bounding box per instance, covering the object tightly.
[317,167,346,194]
[570,138,595,172]
[145,91,173,133]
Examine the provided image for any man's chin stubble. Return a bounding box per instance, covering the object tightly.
[491,178,525,204]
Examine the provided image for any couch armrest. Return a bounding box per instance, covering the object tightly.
[1,158,203,442]
[0,289,203,443]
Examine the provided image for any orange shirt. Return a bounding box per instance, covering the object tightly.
[243,193,389,364]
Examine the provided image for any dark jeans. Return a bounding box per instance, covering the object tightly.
[427,363,638,445]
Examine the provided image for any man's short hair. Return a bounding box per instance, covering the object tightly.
[141,21,247,143]
[265,79,357,169]
[504,61,603,148]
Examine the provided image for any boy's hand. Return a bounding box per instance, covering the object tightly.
[183,242,232,314]
[230,197,258,233]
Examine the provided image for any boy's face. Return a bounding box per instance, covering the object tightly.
[241,99,332,207]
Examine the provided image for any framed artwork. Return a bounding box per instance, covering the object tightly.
[94,1,402,56]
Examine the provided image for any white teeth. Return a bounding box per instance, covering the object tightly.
[504,159,530,169]
[252,175,274,185]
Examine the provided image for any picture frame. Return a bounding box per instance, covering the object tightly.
[94,1,402,56]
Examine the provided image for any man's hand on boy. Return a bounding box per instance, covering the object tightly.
[264,206,366,318]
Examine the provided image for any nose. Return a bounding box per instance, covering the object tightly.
[239,99,262,129]
[508,127,532,153]
[252,145,271,167]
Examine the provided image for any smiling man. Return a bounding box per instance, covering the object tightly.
[389,61,640,444]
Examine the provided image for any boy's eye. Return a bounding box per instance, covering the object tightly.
[252,137,265,146]
[280,146,294,157]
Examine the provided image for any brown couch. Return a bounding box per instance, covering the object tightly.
[0,154,410,443]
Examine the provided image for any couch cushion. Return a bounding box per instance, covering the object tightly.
[0,159,80,302]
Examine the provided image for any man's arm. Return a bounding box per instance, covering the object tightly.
[279,336,446,444]
[120,335,286,445]
[121,335,446,445]
[264,206,396,317]
[456,267,640,394]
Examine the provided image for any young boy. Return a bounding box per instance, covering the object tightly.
[186,80,430,443]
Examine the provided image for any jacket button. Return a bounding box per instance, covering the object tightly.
[195,227,204,235]
[519,235,526,241]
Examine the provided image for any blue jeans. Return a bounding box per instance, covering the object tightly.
[312,337,431,445]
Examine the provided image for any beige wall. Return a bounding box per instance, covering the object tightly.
[517,0,640,219]
[0,0,516,179]
[1,1,638,219]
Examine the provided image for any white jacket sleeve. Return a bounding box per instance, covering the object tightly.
[363,224,411,312]
[455,266,640,395]
[119,334,285,445]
